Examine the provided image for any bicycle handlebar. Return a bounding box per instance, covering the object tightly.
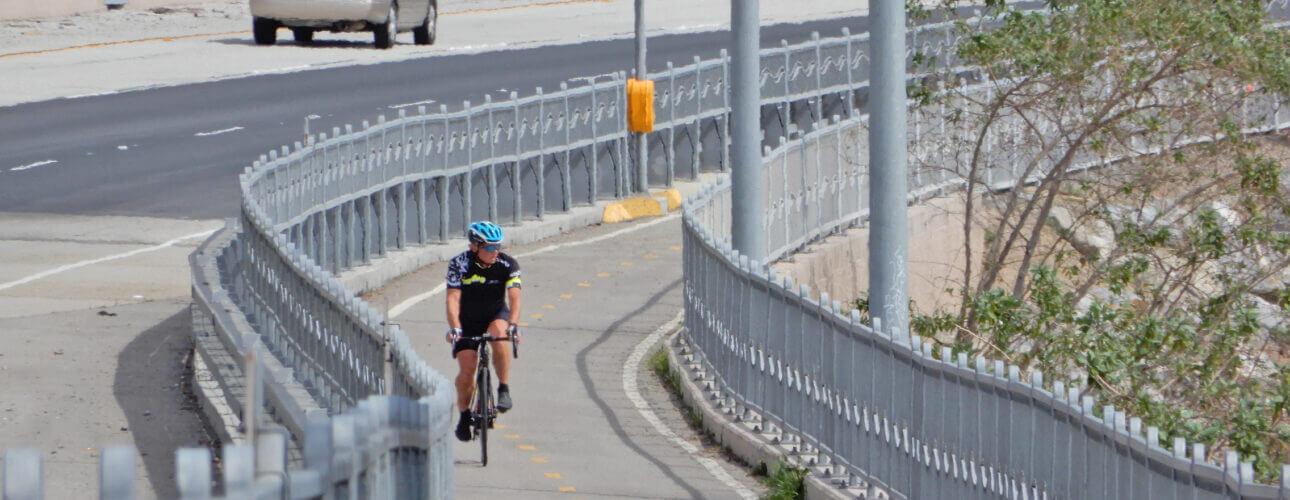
[465,335,519,359]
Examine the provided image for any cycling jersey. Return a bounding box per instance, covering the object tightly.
[446,250,522,310]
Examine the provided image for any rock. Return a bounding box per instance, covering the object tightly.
[1251,296,1283,332]
[1210,200,1241,228]
[1048,206,1115,261]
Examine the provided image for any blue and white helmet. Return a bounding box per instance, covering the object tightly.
[467,221,504,245]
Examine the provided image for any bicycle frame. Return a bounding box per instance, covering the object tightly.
[466,334,515,466]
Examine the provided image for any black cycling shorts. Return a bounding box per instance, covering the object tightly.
[452,306,510,358]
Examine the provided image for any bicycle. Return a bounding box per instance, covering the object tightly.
[465,333,518,466]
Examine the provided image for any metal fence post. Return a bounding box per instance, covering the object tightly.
[868,0,909,344]
[731,0,765,265]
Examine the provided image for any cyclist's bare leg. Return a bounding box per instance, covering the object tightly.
[455,349,478,410]
[487,318,511,384]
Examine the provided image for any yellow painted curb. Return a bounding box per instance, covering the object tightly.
[660,189,682,211]
[603,197,663,223]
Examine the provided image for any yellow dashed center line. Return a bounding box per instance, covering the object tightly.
[530,313,545,319]
[532,457,550,463]
[620,261,633,266]
[504,434,520,439]
[517,321,530,327]
[544,472,563,479]
[543,304,556,310]
[644,253,658,259]
[559,293,573,299]
[670,245,683,250]
[518,445,536,451]
[493,423,507,429]
[577,282,591,287]
[596,272,611,278]
[559,486,576,492]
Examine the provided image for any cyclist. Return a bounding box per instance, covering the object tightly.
[445,221,523,442]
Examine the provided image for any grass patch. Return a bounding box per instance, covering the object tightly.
[649,346,703,428]
[649,346,682,393]
[761,460,807,500]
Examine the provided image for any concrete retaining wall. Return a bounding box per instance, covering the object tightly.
[769,195,983,317]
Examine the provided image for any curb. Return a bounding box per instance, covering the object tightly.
[602,188,682,223]
[337,204,603,295]
[339,183,703,295]
[664,329,886,500]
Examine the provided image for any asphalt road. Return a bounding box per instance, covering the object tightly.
[0,16,872,219]
[370,214,765,498]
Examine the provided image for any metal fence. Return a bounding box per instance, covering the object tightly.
[681,34,1290,500]
[2,395,451,500]
[166,18,960,500]
[9,6,1251,496]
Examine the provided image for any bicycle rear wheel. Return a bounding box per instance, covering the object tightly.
[476,366,491,466]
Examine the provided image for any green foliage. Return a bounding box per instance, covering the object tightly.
[1237,153,1282,194]
[650,347,682,395]
[917,0,1290,481]
[760,461,807,500]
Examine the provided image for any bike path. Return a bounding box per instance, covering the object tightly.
[367,215,764,499]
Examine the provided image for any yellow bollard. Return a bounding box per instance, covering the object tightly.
[627,78,655,133]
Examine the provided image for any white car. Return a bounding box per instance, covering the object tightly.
[250,0,437,49]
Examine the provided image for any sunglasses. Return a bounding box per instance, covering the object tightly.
[480,244,502,252]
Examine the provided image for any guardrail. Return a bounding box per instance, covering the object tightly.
[681,34,1290,500]
[2,395,450,499]
[0,10,1079,498]
[171,18,967,500]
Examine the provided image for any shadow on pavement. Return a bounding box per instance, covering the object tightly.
[112,305,210,499]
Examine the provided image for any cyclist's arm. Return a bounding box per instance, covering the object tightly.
[446,288,463,329]
[506,286,522,326]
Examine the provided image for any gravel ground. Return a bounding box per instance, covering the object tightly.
[0,1,249,55]
[0,0,597,56]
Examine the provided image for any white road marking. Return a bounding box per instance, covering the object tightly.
[0,229,216,293]
[252,65,310,75]
[10,159,57,172]
[624,311,758,500]
[195,126,244,137]
[117,145,129,150]
[389,99,436,109]
[66,91,119,100]
[388,213,678,318]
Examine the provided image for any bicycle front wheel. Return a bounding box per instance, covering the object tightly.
[477,367,491,466]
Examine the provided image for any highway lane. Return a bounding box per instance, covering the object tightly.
[0,16,872,219]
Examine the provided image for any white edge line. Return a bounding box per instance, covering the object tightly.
[0,229,217,292]
[389,99,436,110]
[65,91,119,100]
[195,126,244,137]
[624,311,758,500]
[387,213,679,318]
[389,282,446,318]
[10,159,58,172]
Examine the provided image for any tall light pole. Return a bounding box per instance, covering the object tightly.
[634,0,649,193]
[868,0,909,343]
[731,0,764,265]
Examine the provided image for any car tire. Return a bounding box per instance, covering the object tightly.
[413,2,436,45]
[292,28,314,44]
[253,17,277,45]
[374,4,397,49]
